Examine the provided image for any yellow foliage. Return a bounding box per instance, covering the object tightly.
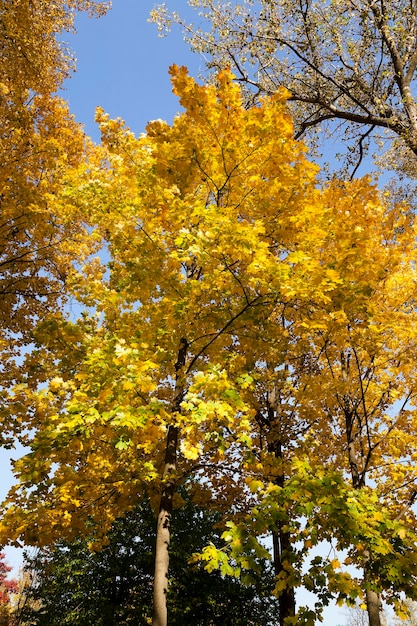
[0,1,109,444]
[2,68,417,623]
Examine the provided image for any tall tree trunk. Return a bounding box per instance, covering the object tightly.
[152,424,179,626]
[272,524,296,626]
[152,338,188,626]
[266,390,296,626]
[345,409,381,626]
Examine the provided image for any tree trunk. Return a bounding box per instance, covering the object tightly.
[266,396,296,626]
[365,585,382,626]
[272,526,296,626]
[345,408,381,626]
[152,424,179,626]
[152,338,188,626]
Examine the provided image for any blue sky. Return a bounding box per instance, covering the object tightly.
[61,0,203,141]
[1,3,355,623]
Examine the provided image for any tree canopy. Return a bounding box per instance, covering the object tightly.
[0,0,108,100]
[2,66,417,625]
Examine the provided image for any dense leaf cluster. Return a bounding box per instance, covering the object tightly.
[15,496,278,626]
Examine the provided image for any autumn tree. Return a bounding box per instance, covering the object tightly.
[2,67,417,626]
[246,179,417,625]
[2,66,314,625]
[152,0,417,174]
[0,0,109,444]
[393,600,417,626]
[0,1,108,97]
[0,553,17,626]
[202,177,417,625]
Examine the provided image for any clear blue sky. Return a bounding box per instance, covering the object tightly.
[61,0,203,140]
[2,3,353,623]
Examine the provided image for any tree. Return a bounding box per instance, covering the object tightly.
[2,67,417,626]
[0,553,17,626]
[393,599,417,626]
[0,1,108,99]
[12,494,278,626]
[2,65,315,625]
[343,602,376,626]
[0,1,109,440]
[151,0,417,174]
[207,175,417,626]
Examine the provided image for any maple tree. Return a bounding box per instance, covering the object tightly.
[201,178,417,625]
[0,0,109,442]
[152,0,417,174]
[0,0,109,326]
[2,66,313,625]
[2,67,417,626]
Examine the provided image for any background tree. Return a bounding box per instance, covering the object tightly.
[12,495,278,626]
[393,600,417,626]
[0,0,109,446]
[343,602,377,626]
[0,0,108,100]
[0,553,17,626]
[211,173,417,626]
[152,0,417,175]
